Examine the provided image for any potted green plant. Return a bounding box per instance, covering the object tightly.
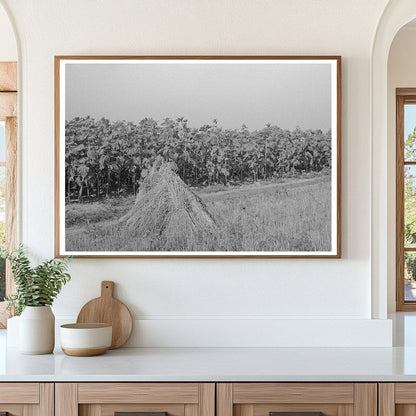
[4,246,71,354]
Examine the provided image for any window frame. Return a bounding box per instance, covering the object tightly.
[0,62,17,327]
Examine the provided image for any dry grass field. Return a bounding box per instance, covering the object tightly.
[65,175,331,253]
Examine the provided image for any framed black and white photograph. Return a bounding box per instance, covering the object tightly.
[55,56,341,258]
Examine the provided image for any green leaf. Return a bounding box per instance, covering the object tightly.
[5,245,71,315]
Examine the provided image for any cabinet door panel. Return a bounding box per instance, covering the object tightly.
[395,384,416,404]
[0,383,53,416]
[378,383,416,416]
[218,383,375,416]
[81,403,185,416]
[78,383,199,404]
[233,384,353,404]
[57,383,215,416]
[0,383,39,404]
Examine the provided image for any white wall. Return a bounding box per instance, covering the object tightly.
[0,0,393,347]
[0,3,16,61]
[387,26,416,312]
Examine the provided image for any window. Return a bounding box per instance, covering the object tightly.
[396,89,416,310]
[0,62,17,326]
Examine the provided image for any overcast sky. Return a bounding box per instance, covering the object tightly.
[65,61,332,131]
[406,104,416,139]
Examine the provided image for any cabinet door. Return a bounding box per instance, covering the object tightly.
[379,383,416,416]
[0,383,53,416]
[55,383,215,416]
[217,383,377,416]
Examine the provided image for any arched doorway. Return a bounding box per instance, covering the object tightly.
[371,1,416,319]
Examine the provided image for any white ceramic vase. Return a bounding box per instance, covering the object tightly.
[6,315,20,347]
[19,306,55,354]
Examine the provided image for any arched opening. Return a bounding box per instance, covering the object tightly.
[371,1,416,321]
[387,20,416,314]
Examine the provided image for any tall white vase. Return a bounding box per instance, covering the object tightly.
[19,306,55,354]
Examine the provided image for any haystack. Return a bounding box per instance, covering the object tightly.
[122,158,218,249]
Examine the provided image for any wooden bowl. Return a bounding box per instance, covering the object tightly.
[60,323,112,356]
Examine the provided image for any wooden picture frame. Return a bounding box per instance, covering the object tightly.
[55,56,341,258]
[0,61,17,326]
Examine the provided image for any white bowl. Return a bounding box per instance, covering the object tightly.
[60,323,112,356]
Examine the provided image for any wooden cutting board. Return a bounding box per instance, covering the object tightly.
[76,281,133,349]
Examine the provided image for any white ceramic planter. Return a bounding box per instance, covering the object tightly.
[19,306,55,354]
[6,315,20,347]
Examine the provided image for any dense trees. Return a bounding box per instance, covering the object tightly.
[405,127,416,247]
[402,127,416,281]
[65,116,332,203]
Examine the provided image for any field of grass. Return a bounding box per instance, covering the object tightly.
[65,175,332,252]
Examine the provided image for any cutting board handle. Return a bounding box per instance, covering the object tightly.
[101,281,115,298]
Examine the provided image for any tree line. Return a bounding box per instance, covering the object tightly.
[65,116,332,203]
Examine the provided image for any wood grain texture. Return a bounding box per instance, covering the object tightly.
[54,56,61,258]
[77,281,133,348]
[38,383,54,416]
[396,88,416,312]
[379,383,395,416]
[0,92,17,121]
[0,383,39,403]
[232,383,354,404]
[216,384,233,416]
[336,55,342,258]
[185,403,199,416]
[0,62,17,91]
[56,55,343,61]
[395,383,416,403]
[0,92,16,120]
[199,384,215,416]
[23,404,38,416]
[395,90,416,311]
[78,383,199,404]
[236,405,253,416]
[55,383,78,416]
[337,404,353,416]
[80,404,101,416]
[103,403,184,414]
[397,88,416,96]
[252,404,338,416]
[353,383,377,416]
[5,116,17,293]
[397,93,407,311]
[0,63,17,315]
[397,405,416,416]
[0,116,17,327]
[54,55,341,259]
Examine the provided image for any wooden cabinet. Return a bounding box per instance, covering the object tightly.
[55,383,215,416]
[379,383,416,416]
[217,383,377,416]
[0,380,411,416]
[0,383,53,416]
